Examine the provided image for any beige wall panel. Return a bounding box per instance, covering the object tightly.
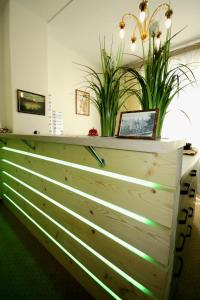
[1,139,178,187]
[2,188,155,300]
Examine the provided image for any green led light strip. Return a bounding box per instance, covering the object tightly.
[2,170,157,265]
[1,158,157,228]
[3,184,154,298]
[3,193,121,300]
[1,146,171,191]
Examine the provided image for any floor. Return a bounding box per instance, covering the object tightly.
[0,202,93,300]
[173,195,200,300]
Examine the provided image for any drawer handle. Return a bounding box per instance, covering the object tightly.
[190,170,197,177]
[189,188,195,198]
[180,183,190,195]
[173,256,184,278]
[178,209,188,224]
[186,225,192,237]
[188,207,194,218]
[176,233,186,252]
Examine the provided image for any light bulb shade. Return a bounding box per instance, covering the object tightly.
[139,11,146,23]
[119,28,125,39]
[165,18,172,29]
[130,42,136,52]
[149,21,159,37]
[155,38,161,50]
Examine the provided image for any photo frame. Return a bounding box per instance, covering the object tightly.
[117,109,159,139]
[17,89,45,115]
[75,89,90,116]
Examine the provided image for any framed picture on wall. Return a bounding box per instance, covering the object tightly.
[17,89,45,115]
[75,89,90,116]
[117,109,159,139]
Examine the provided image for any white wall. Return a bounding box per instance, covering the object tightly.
[0,2,4,126]
[48,35,100,135]
[162,49,200,146]
[9,0,48,134]
[0,0,13,130]
[1,0,100,135]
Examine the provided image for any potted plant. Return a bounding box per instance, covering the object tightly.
[81,43,135,136]
[123,27,195,138]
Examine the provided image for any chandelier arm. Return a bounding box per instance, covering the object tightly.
[147,3,171,29]
[122,13,143,35]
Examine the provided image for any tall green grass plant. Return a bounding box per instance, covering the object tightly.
[81,43,136,136]
[123,29,195,137]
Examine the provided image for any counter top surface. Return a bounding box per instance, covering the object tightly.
[0,133,185,153]
[181,151,200,177]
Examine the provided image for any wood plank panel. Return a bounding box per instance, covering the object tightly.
[1,150,174,228]
[2,174,168,296]
[1,160,172,266]
[2,200,114,300]
[1,139,179,187]
[0,137,186,300]
[1,169,169,287]
[2,187,154,300]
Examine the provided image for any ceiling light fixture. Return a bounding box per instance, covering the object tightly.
[119,0,173,52]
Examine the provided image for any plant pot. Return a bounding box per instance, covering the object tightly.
[100,113,116,137]
[156,111,166,138]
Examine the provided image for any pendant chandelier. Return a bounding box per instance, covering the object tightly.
[118,0,173,51]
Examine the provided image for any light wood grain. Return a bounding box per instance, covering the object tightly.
[2,199,114,300]
[0,134,185,153]
[3,188,155,300]
[1,149,174,227]
[1,159,172,267]
[2,173,168,296]
[1,139,179,187]
[0,137,187,300]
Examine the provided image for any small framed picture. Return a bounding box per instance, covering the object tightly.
[17,89,45,115]
[75,89,90,116]
[117,109,159,139]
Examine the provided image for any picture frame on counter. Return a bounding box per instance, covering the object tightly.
[75,89,90,116]
[17,89,45,115]
[117,109,159,139]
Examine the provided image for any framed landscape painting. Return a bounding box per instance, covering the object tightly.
[17,89,45,115]
[117,109,159,139]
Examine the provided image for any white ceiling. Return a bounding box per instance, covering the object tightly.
[19,0,200,66]
[14,0,70,21]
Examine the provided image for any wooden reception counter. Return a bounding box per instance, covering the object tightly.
[0,134,198,299]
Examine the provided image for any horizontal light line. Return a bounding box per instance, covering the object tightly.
[1,146,172,191]
[1,158,158,228]
[2,170,157,264]
[3,187,154,298]
[3,193,121,300]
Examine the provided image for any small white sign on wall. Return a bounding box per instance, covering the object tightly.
[52,111,64,135]
[47,94,64,135]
